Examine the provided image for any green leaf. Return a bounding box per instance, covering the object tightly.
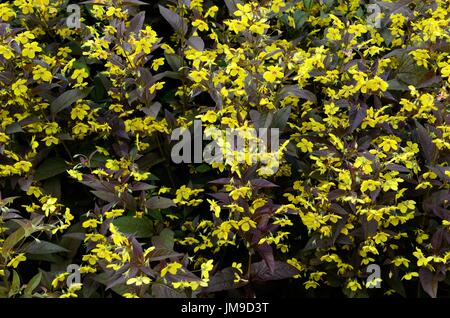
[151,228,174,250]
[90,76,107,102]
[387,79,409,91]
[34,157,67,181]
[323,0,334,8]
[195,164,211,173]
[9,271,21,297]
[164,53,183,72]
[2,227,26,257]
[50,88,92,114]
[112,216,154,238]
[303,0,313,10]
[293,10,308,29]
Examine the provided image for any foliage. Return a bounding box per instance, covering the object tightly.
[0,0,450,298]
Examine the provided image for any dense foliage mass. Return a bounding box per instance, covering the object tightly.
[0,0,450,298]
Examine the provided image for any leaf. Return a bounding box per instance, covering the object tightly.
[293,10,308,29]
[201,267,245,293]
[25,241,69,254]
[349,103,367,133]
[158,5,187,35]
[255,243,275,274]
[151,228,174,250]
[147,248,183,262]
[277,85,317,104]
[145,196,175,209]
[42,177,61,200]
[224,0,242,15]
[112,216,154,238]
[250,261,300,282]
[422,190,450,220]
[23,272,42,297]
[5,122,23,134]
[187,36,204,51]
[34,157,67,181]
[195,164,211,173]
[89,76,108,102]
[420,268,438,298]
[387,79,409,91]
[50,88,92,114]
[250,179,279,189]
[152,283,186,298]
[415,121,438,164]
[272,106,291,131]
[2,227,26,257]
[303,0,313,10]
[9,271,20,297]
[129,182,157,191]
[127,11,145,35]
[91,190,119,204]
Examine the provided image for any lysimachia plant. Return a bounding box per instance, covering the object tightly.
[0,0,450,298]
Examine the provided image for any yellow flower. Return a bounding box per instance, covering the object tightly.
[0,45,14,59]
[13,161,32,173]
[33,65,52,82]
[82,219,102,229]
[161,262,183,277]
[104,209,124,219]
[401,272,419,280]
[42,197,58,216]
[7,253,27,268]
[127,276,151,286]
[12,79,28,96]
[296,138,313,153]
[304,280,319,289]
[42,135,59,147]
[346,279,362,292]
[354,156,373,174]
[71,68,89,84]
[192,19,209,32]
[67,169,83,181]
[149,81,165,94]
[412,247,433,267]
[360,180,380,193]
[238,217,257,232]
[326,28,342,41]
[151,58,165,71]
[122,293,139,298]
[229,186,251,200]
[249,21,269,35]
[197,110,218,123]
[207,199,221,218]
[391,257,410,268]
[201,260,214,280]
[263,65,284,83]
[189,69,208,83]
[22,42,42,59]
[205,6,218,18]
